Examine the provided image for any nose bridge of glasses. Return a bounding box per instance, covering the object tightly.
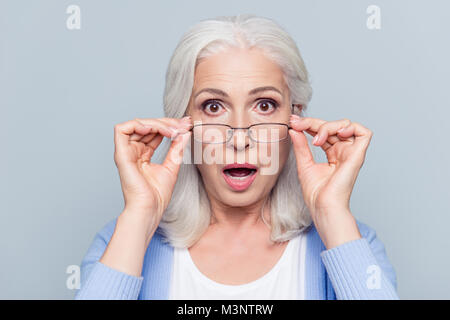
[227,126,250,146]
[193,123,288,143]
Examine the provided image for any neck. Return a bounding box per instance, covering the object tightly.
[208,194,272,232]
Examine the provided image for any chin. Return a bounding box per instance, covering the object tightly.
[216,174,270,207]
[216,188,263,208]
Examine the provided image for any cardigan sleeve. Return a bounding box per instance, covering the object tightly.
[320,221,399,300]
[74,218,144,300]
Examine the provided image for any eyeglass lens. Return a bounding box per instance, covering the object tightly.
[192,124,289,143]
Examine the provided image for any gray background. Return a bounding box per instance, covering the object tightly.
[1,0,449,299]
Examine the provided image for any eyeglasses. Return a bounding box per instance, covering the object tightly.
[189,122,292,144]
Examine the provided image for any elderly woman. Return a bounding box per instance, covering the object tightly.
[75,14,398,300]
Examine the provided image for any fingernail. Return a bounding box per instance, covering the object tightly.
[290,114,301,123]
[182,116,191,122]
[312,134,320,144]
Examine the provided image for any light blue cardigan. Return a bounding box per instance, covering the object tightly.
[74,218,399,300]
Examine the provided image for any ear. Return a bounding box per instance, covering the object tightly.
[292,104,303,115]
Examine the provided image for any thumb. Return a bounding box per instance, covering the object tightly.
[289,129,315,171]
[162,131,192,176]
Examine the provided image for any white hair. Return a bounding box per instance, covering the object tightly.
[156,14,314,248]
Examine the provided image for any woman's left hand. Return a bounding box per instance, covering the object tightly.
[288,114,373,249]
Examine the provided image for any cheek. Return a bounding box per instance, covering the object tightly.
[279,142,291,163]
[196,163,217,180]
[192,140,229,165]
[276,143,291,174]
[256,141,290,168]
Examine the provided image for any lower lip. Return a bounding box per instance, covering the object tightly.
[222,169,257,191]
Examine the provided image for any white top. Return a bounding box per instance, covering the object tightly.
[168,232,307,300]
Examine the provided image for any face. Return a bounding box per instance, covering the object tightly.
[186,46,292,208]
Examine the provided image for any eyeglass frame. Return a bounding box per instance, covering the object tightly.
[185,103,301,144]
[189,122,293,144]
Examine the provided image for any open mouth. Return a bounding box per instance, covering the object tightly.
[223,167,257,180]
[222,163,258,191]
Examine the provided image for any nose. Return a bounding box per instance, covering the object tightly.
[225,113,253,151]
[228,128,251,151]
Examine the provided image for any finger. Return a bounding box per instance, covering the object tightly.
[140,134,165,162]
[288,129,315,171]
[303,127,353,146]
[289,116,338,150]
[129,132,155,142]
[313,118,352,146]
[300,129,337,164]
[304,129,334,150]
[147,133,164,149]
[133,116,194,145]
[130,117,192,142]
[290,116,354,144]
[337,122,373,149]
[114,119,176,151]
[289,115,326,135]
[289,116,335,150]
[336,124,355,143]
[131,118,187,142]
[139,132,158,144]
[137,117,193,133]
[162,131,192,176]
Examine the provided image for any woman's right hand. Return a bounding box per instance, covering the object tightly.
[113,116,192,223]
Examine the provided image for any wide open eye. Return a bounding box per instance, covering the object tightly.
[254,99,279,114]
[201,99,224,115]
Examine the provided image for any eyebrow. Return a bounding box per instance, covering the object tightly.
[193,86,283,99]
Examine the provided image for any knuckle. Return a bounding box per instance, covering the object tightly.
[114,123,122,131]
[342,118,351,126]
[318,122,328,133]
[296,117,310,126]
[317,121,326,129]
[353,121,362,128]
[355,122,371,133]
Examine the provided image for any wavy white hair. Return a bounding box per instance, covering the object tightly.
[156,14,314,248]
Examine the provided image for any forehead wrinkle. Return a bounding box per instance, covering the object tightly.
[192,51,288,102]
[194,74,286,98]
